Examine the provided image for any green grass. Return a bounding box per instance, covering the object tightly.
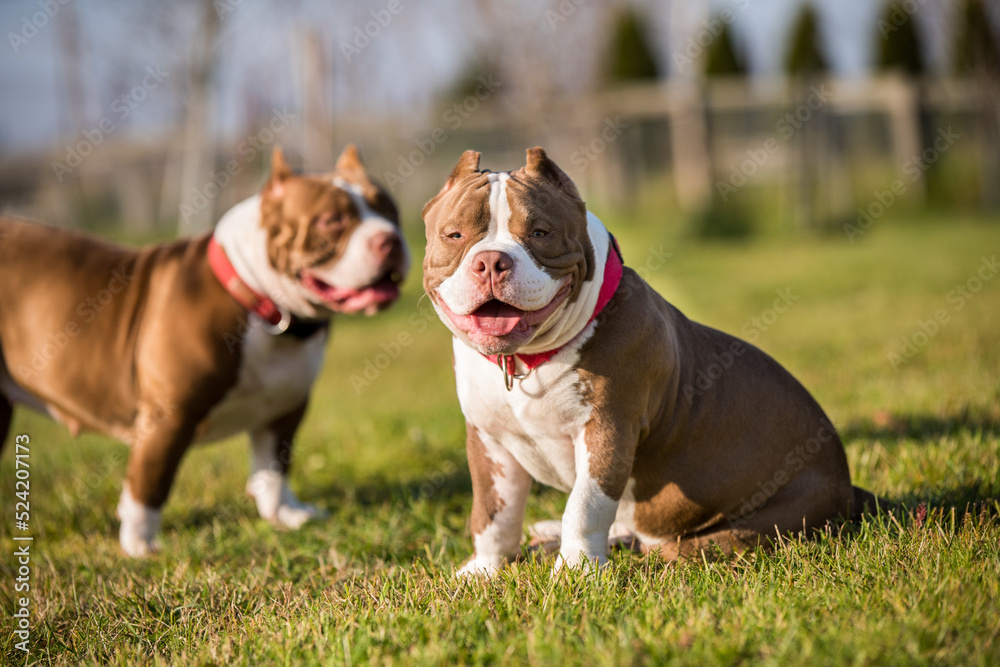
[2,213,999,665]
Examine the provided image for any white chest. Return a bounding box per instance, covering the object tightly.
[453,338,593,492]
[196,320,327,443]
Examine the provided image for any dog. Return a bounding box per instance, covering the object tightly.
[0,145,408,556]
[421,147,879,575]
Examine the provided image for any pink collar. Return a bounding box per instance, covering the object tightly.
[484,234,623,389]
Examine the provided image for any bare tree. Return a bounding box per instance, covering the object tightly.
[175,1,222,232]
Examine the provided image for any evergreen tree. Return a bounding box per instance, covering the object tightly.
[604,7,660,84]
[785,4,828,77]
[954,0,1000,75]
[876,2,925,75]
[705,20,747,77]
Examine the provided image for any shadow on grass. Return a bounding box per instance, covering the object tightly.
[882,482,1000,514]
[320,468,474,509]
[832,494,1000,548]
[840,411,1000,442]
[167,457,474,536]
[172,476,475,532]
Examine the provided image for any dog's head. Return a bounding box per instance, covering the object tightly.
[260,145,408,315]
[422,147,599,356]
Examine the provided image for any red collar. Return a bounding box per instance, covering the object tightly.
[484,233,624,386]
[207,236,288,329]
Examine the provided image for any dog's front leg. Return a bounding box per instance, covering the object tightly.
[458,423,532,578]
[556,425,635,573]
[246,403,326,529]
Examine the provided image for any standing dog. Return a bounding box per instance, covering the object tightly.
[0,146,408,556]
[422,148,878,575]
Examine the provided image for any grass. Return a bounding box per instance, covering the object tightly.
[1,210,999,665]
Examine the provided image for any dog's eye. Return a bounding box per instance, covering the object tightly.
[312,213,344,231]
[445,231,463,240]
[531,229,549,238]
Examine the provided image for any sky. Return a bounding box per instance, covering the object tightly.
[0,0,967,155]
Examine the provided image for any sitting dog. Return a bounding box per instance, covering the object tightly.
[421,147,878,575]
[0,145,408,556]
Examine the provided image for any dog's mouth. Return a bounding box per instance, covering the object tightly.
[301,270,403,315]
[436,283,572,348]
[467,299,527,336]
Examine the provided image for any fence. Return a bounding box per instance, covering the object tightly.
[1,74,996,237]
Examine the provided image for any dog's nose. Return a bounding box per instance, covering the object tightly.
[369,231,402,260]
[470,250,513,284]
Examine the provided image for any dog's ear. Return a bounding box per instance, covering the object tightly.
[422,150,481,218]
[266,146,292,199]
[522,147,581,200]
[335,143,365,172]
[442,150,480,193]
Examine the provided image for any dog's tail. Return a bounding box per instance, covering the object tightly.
[848,485,901,521]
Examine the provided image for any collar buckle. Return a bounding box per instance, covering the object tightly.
[497,355,529,391]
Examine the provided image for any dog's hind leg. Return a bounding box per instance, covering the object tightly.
[117,403,200,557]
[0,348,11,454]
[245,402,326,529]
[643,527,763,562]
[849,485,900,519]
[0,392,11,455]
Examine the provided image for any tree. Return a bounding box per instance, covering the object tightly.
[785,5,828,77]
[603,7,660,84]
[705,19,747,77]
[954,0,1000,209]
[876,3,925,75]
[954,0,1000,75]
[783,4,830,232]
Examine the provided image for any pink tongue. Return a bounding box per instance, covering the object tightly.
[469,301,524,336]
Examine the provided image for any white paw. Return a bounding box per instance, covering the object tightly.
[120,529,160,557]
[607,522,633,541]
[246,470,325,529]
[528,519,563,541]
[552,549,608,576]
[456,555,506,579]
[117,485,162,557]
[274,501,326,529]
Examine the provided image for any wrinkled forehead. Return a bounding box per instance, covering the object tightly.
[428,169,584,226]
[326,167,399,222]
[279,175,350,209]
[425,171,493,227]
[502,170,586,224]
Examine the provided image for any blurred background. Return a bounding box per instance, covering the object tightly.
[0,0,998,240]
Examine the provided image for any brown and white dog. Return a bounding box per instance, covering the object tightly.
[422,148,879,576]
[0,145,408,556]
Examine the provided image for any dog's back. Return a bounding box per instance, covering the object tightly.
[0,218,225,440]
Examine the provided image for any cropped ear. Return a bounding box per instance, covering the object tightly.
[441,150,481,195]
[422,150,481,218]
[266,146,292,198]
[522,146,581,200]
[335,143,365,172]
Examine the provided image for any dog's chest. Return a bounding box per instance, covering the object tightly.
[196,321,327,443]
[453,340,592,492]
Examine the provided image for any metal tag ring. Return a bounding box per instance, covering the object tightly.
[262,308,292,335]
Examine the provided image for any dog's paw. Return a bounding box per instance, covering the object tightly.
[274,501,327,530]
[529,520,639,555]
[552,549,608,577]
[120,529,161,557]
[247,470,325,529]
[527,519,562,555]
[117,486,162,557]
[456,555,506,579]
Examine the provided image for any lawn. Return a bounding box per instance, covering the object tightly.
[1,210,998,665]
